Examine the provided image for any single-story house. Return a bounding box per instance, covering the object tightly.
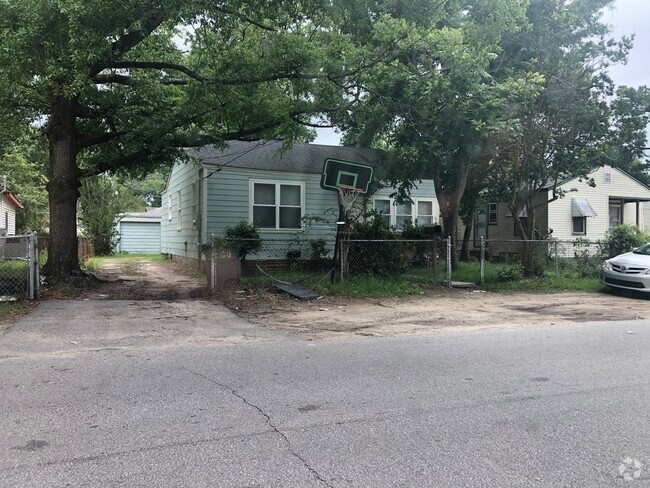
[115,207,162,254]
[467,165,650,249]
[0,187,23,236]
[160,140,440,270]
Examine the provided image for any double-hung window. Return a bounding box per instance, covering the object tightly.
[488,203,498,225]
[374,198,391,226]
[176,190,182,231]
[251,180,304,230]
[372,197,437,228]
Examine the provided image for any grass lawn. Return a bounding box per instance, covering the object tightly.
[240,259,605,298]
[83,253,170,273]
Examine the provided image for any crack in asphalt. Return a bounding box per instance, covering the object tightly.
[185,368,334,488]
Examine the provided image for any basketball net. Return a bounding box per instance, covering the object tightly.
[338,187,362,219]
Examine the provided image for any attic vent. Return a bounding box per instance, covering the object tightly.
[603,170,612,184]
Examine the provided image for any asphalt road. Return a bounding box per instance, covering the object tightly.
[0,300,649,487]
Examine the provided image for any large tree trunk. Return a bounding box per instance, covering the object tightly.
[434,163,468,271]
[440,206,460,270]
[43,95,82,282]
[460,215,473,262]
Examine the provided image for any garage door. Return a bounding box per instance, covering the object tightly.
[119,221,161,254]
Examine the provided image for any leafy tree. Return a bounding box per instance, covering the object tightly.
[606,86,650,185]
[483,0,643,274]
[342,0,530,269]
[0,131,50,233]
[0,0,365,282]
[79,176,122,256]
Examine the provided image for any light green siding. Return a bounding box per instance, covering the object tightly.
[206,166,340,241]
[162,160,440,260]
[161,162,201,258]
[118,221,161,253]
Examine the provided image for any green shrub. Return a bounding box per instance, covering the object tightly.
[346,215,408,278]
[602,225,650,258]
[496,264,524,282]
[219,221,262,263]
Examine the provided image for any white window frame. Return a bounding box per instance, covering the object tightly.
[572,216,586,235]
[488,203,498,225]
[603,170,612,184]
[609,201,622,229]
[167,193,172,221]
[176,190,182,231]
[191,181,198,227]
[372,196,437,228]
[249,179,305,231]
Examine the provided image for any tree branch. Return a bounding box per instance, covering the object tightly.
[89,10,167,77]
[77,131,123,150]
[212,5,277,32]
[107,61,205,82]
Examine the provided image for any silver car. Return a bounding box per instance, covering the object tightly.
[601,243,650,292]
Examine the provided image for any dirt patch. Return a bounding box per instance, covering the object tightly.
[82,258,209,300]
[41,258,650,340]
[219,285,650,340]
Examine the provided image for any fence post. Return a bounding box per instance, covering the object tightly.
[210,233,217,289]
[447,237,452,288]
[480,236,485,286]
[27,233,35,300]
[554,240,559,277]
[340,237,346,282]
[26,232,39,300]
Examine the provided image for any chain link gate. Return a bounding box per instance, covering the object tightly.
[0,233,39,300]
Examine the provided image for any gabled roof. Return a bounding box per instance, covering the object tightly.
[191,140,388,175]
[2,188,23,209]
[543,165,650,193]
[119,207,162,222]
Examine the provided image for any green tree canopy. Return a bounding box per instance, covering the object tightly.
[0,0,366,281]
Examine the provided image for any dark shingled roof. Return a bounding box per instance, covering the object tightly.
[191,140,388,175]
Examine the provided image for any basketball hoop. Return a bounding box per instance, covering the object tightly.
[338,187,362,215]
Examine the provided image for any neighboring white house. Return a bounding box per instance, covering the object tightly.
[471,165,650,246]
[160,140,440,269]
[115,207,161,254]
[0,187,23,236]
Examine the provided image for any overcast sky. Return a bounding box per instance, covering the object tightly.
[314,0,650,146]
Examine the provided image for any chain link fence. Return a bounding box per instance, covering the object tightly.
[228,237,609,289]
[231,237,449,285]
[478,239,605,285]
[0,234,39,300]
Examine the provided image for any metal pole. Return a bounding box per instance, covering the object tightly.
[34,233,39,299]
[447,237,452,288]
[331,204,344,284]
[211,233,216,289]
[481,236,485,286]
[28,233,35,300]
[340,236,345,283]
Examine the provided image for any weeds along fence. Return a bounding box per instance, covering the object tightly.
[236,237,449,285]
[478,239,606,285]
[0,233,39,300]
[236,237,607,288]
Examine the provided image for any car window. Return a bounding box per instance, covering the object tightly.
[633,243,650,255]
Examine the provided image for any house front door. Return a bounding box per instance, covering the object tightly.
[609,200,622,229]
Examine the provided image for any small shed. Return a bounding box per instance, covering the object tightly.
[115,208,161,254]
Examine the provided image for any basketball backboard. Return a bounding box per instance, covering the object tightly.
[320,158,373,194]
